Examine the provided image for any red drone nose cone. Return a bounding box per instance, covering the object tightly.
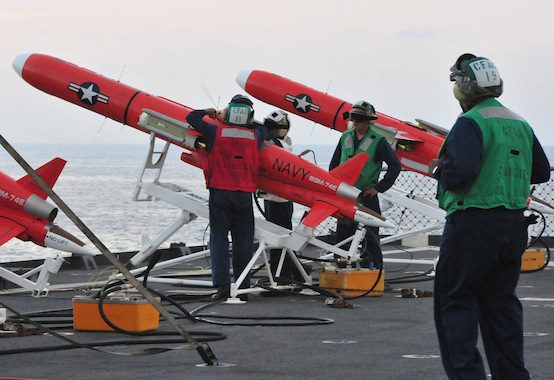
[235,70,253,90]
[13,53,31,77]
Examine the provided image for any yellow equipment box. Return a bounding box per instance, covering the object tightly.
[72,295,160,332]
[521,248,547,272]
[319,267,384,297]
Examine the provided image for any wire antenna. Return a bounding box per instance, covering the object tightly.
[200,82,219,108]
[324,79,333,95]
[99,64,127,134]
[116,64,127,82]
[310,79,332,136]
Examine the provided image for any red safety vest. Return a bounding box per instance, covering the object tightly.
[204,126,259,192]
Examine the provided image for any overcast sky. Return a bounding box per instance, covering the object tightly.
[1,0,553,146]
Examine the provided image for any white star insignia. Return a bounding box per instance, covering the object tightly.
[295,95,311,112]
[80,83,98,103]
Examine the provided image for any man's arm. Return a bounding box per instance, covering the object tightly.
[373,138,401,193]
[436,117,483,191]
[329,142,342,171]
[531,133,551,184]
[251,121,270,148]
[186,109,217,151]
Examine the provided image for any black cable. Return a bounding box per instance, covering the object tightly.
[0,135,215,363]
[294,254,335,263]
[385,267,435,284]
[253,191,267,219]
[324,232,385,300]
[0,301,225,357]
[341,265,384,300]
[94,265,317,334]
[386,276,435,284]
[256,266,381,302]
[247,229,383,301]
[379,244,417,274]
[96,285,198,336]
[192,314,334,327]
[520,208,550,273]
[188,299,334,327]
[526,208,546,248]
[0,335,226,356]
[142,248,164,287]
[255,277,338,299]
[297,149,318,165]
[8,307,73,318]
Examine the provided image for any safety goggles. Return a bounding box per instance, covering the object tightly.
[449,69,463,82]
[349,113,373,122]
[449,53,477,82]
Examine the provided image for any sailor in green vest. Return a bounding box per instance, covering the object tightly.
[431,53,550,380]
[329,101,401,269]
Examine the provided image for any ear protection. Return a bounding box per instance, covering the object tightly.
[222,102,255,126]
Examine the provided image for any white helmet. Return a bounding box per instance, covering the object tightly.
[264,110,290,130]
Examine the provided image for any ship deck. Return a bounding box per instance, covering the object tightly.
[0,246,553,380]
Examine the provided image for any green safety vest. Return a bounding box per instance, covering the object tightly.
[437,98,533,216]
[340,128,384,190]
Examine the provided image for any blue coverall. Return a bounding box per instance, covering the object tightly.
[186,110,266,289]
[329,133,401,267]
[433,115,550,380]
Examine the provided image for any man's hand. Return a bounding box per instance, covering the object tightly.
[204,108,218,119]
[362,187,379,198]
[428,158,443,177]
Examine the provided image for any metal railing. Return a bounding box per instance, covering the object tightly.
[378,169,554,240]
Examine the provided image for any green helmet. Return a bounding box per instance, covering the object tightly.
[350,100,377,121]
[450,53,503,102]
[224,94,255,126]
[230,94,254,107]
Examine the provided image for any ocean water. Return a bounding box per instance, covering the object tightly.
[0,143,334,261]
[1,143,552,261]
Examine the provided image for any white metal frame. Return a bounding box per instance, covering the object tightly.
[0,255,66,297]
[127,134,448,302]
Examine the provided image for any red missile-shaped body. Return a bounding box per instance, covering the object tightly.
[0,170,57,222]
[181,145,388,228]
[236,69,554,216]
[13,54,393,229]
[236,70,446,175]
[0,158,96,255]
[13,54,194,139]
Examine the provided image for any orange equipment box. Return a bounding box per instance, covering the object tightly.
[72,295,160,332]
[319,267,384,297]
[521,248,547,272]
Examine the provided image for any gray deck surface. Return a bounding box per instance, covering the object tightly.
[0,247,553,380]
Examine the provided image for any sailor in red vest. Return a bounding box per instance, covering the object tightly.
[187,94,267,301]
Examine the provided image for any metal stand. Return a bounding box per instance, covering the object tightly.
[128,135,360,300]
[129,135,448,301]
[0,255,65,297]
[132,133,171,202]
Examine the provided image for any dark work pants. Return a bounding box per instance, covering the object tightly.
[336,194,382,267]
[434,207,530,380]
[209,189,254,289]
[264,200,301,281]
